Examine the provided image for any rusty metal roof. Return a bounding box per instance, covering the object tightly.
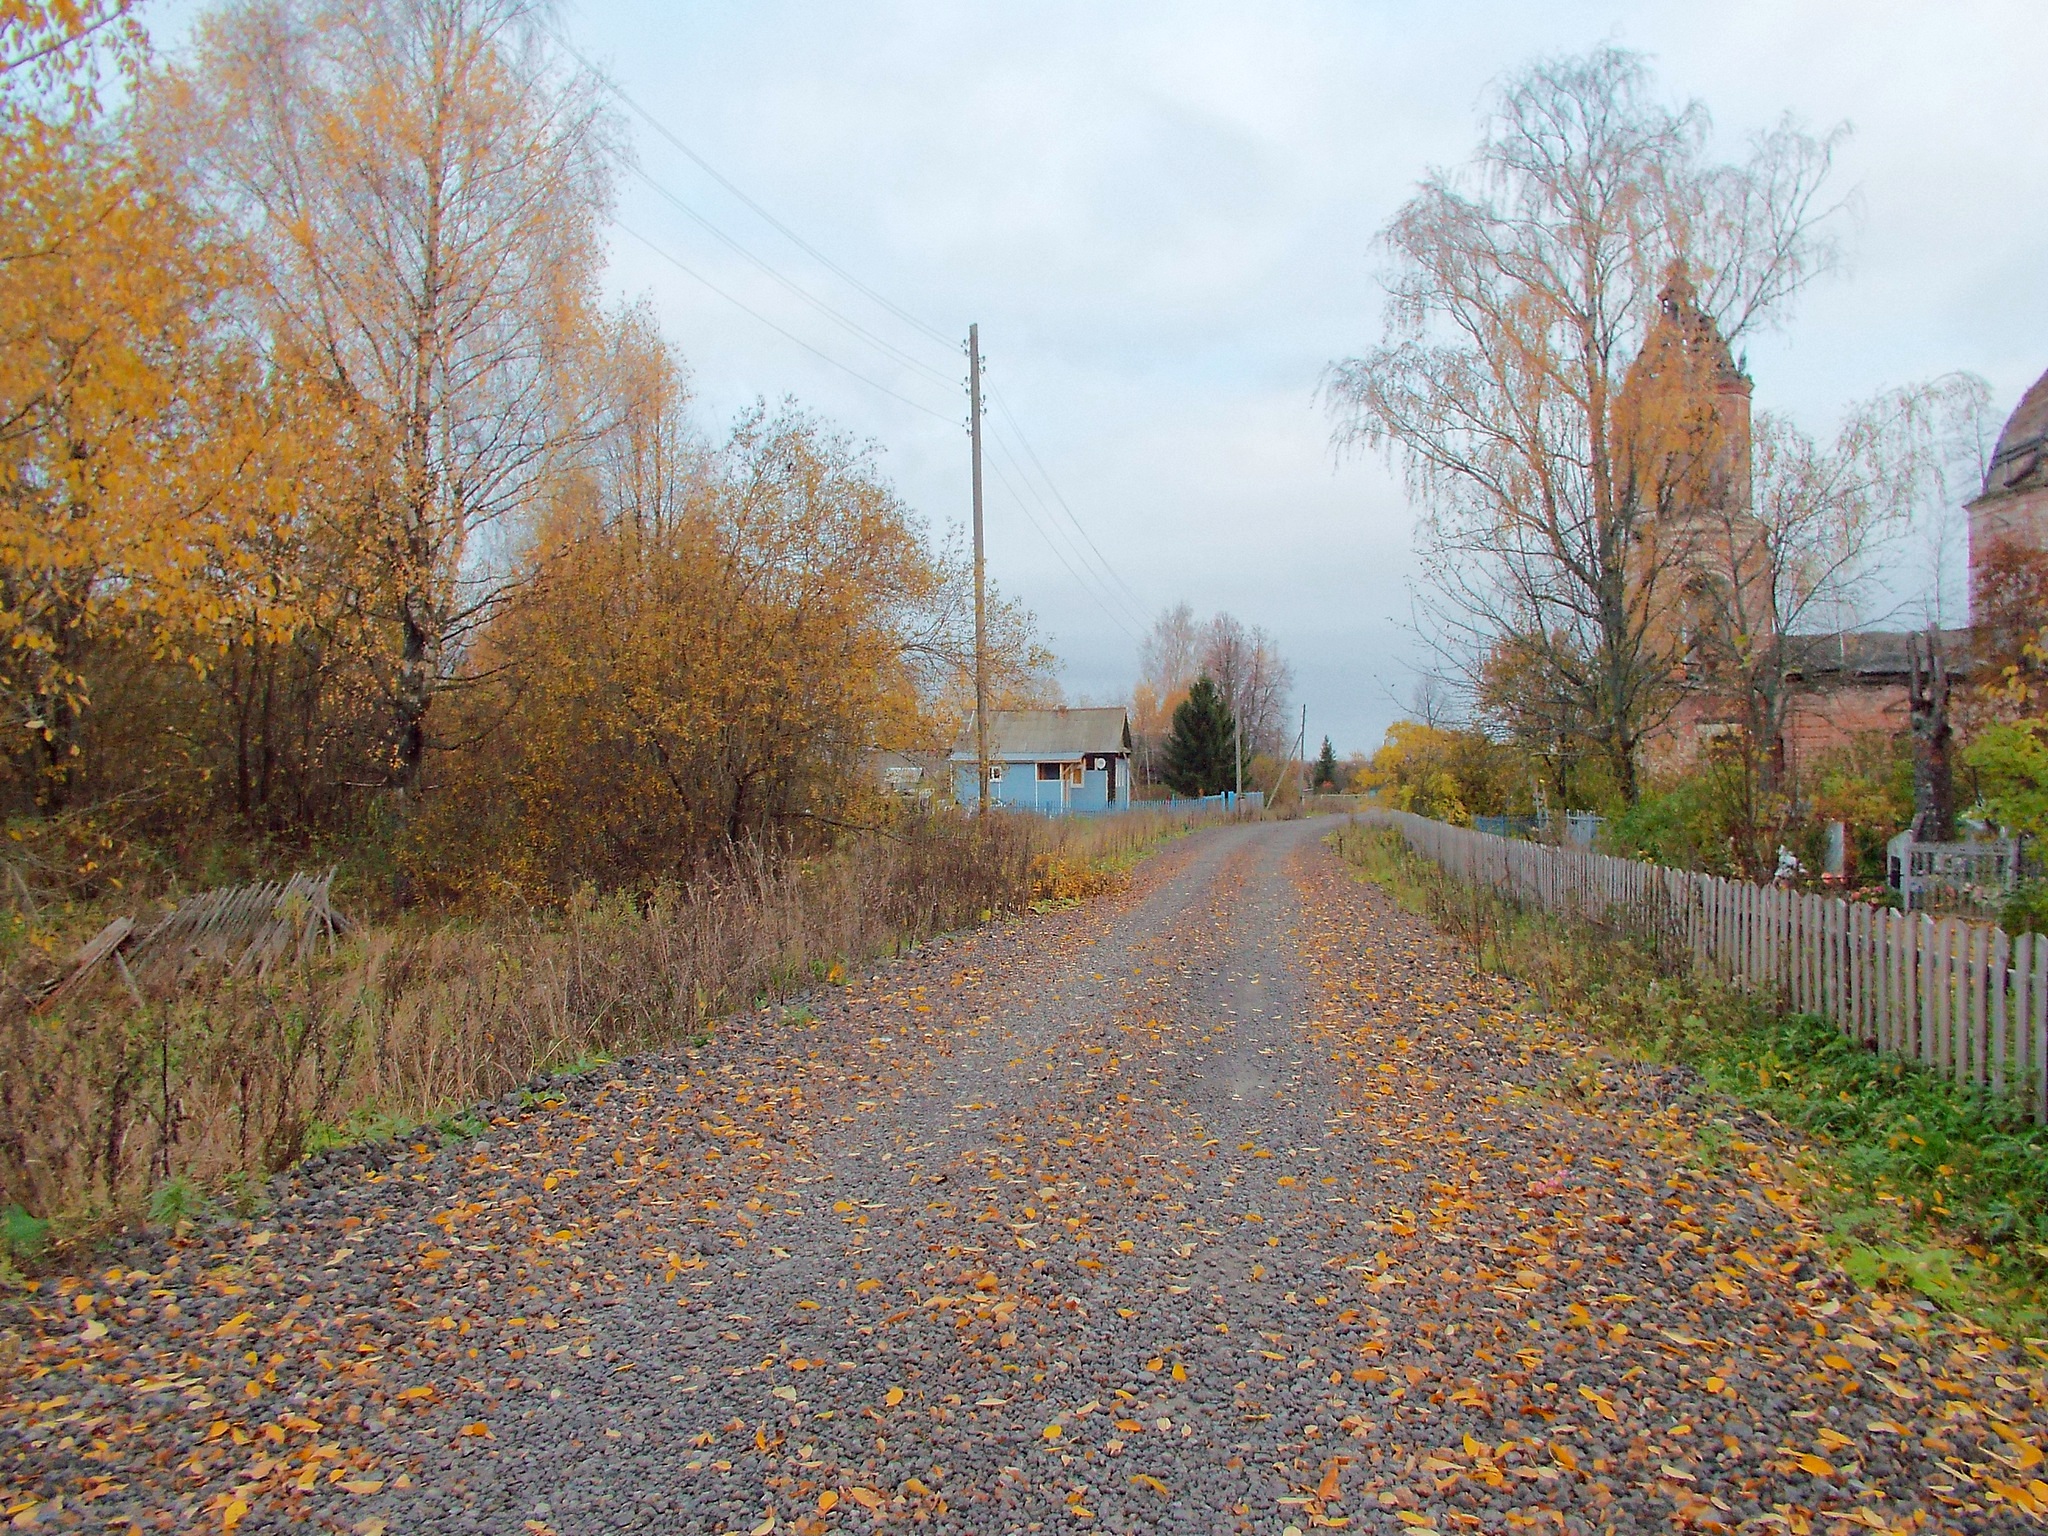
[1979,367,2048,502]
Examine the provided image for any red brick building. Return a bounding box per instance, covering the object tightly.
[1970,369,2048,612]
[1647,364,2048,785]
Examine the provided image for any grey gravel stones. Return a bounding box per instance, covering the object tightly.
[6,820,2047,1533]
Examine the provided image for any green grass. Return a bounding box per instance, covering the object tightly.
[1331,821,2048,1332]
[1699,1011,2048,1323]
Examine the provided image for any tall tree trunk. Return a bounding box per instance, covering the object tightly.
[1909,629,1954,841]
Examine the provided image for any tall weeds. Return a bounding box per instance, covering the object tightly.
[1,808,1205,1234]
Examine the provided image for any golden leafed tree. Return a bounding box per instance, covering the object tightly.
[164,0,617,791]
[0,0,318,810]
[423,385,1045,900]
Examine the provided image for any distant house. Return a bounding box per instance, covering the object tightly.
[872,750,943,803]
[950,707,1132,813]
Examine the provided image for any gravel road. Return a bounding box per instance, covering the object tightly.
[8,818,2048,1534]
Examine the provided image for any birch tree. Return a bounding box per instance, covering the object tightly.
[1324,47,1843,802]
[164,0,616,790]
[1200,614,1293,759]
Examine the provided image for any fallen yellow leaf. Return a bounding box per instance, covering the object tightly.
[1129,1473,1169,1495]
[818,1490,839,1513]
[883,1386,904,1407]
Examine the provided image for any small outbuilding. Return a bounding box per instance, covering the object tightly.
[950,707,1132,813]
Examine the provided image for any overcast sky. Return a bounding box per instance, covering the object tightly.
[155,0,2048,754]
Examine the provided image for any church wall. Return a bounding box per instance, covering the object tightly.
[1781,683,1911,777]
[1642,680,1909,786]
[1969,485,2048,624]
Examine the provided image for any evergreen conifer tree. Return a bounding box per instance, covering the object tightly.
[1314,736,1338,790]
[1163,676,1235,795]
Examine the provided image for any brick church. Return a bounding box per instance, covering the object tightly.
[1632,268,2048,780]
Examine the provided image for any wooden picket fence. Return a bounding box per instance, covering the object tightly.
[1363,809,2048,1121]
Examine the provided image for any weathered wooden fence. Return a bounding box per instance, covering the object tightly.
[1363,808,2048,1120]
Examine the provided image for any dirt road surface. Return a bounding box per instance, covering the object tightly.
[7,820,2048,1533]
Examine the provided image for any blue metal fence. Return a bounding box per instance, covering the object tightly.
[1007,791,1262,818]
[1471,811,1605,848]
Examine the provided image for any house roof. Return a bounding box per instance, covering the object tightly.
[949,707,1131,761]
[1977,366,2048,504]
[872,749,942,774]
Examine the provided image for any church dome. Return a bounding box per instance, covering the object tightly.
[1983,367,2048,502]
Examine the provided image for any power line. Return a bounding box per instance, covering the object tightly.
[613,222,956,423]
[985,456,1141,644]
[562,28,1151,641]
[623,161,959,392]
[989,387,1152,622]
[983,426,1149,637]
[983,446,1143,643]
[556,28,955,350]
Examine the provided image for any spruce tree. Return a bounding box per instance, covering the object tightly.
[1314,735,1338,790]
[1163,676,1236,795]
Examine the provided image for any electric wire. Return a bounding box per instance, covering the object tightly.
[627,196,1147,643]
[983,423,1150,637]
[556,28,955,349]
[982,451,1142,644]
[563,30,1155,637]
[989,387,1153,622]
[624,161,959,392]
[614,222,956,423]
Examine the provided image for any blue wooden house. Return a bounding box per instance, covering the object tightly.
[950,707,1132,813]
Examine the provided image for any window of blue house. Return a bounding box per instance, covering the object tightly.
[1036,762,1060,780]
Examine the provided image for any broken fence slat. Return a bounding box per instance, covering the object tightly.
[32,915,136,1013]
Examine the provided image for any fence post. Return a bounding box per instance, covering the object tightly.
[1358,807,2046,1124]
[1969,920,1986,1090]
[1880,908,1894,1054]
[1917,915,1934,1071]
[2034,934,2048,1122]
[1993,927,2011,1099]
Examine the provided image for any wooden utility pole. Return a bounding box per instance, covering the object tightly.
[1232,696,1242,801]
[1299,705,1307,803]
[970,324,990,813]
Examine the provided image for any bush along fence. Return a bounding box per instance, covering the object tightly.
[1362,808,2048,1122]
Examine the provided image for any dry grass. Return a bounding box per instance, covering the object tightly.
[0,807,1210,1242]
